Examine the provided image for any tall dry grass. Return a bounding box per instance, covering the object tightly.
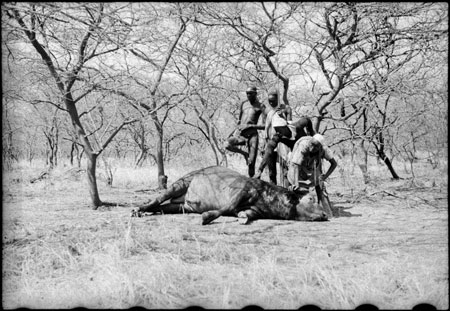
[2,155,448,309]
[3,215,447,309]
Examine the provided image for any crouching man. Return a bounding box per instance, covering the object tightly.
[287,134,338,217]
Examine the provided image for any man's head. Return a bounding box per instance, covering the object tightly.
[308,135,324,155]
[268,89,278,108]
[312,134,325,145]
[246,86,257,102]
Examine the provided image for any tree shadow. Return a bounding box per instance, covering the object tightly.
[94,201,130,210]
[331,205,362,217]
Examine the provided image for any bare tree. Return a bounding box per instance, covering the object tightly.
[170,21,242,166]
[193,3,302,104]
[2,97,20,169]
[102,3,192,189]
[291,2,447,180]
[4,3,138,207]
[39,107,61,168]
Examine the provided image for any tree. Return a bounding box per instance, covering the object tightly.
[194,2,301,106]
[171,20,244,166]
[2,96,20,168]
[2,2,446,191]
[290,2,448,179]
[4,3,138,207]
[101,2,191,189]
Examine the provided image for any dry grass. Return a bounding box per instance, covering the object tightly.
[2,156,448,309]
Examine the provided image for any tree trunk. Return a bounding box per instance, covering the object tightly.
[70,142,76,166]
[46,137,57,169]
[156,136,166,189]
[11,8,103,208]
[153,118,167,189]
[210,125,228,166]
[54,132,58,167]
[65,94,103,208]
[357,139,370,184]
[27,147,34,165]
[208,136,220,166]
[377,150,400,180]
[374,131,400,180]
[135,149,147,167]
[86,152,102,206]
[77,148,84,168]
[102,157,113,187]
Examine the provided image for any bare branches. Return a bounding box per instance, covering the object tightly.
[95,118,139,156]
[3,2,447,183]
[8,7,66,94]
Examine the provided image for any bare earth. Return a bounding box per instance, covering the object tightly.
[2,168,448,309]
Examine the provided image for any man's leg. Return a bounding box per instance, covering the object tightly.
[277,155,290,188]
[271,136,296,185]
[267,150,277,184]
[247,134,259,177]
[254,133,281,179]
[224,135,249,163]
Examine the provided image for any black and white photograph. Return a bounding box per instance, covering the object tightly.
[2,2,448,309]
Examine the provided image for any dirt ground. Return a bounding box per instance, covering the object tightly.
[2,168,448,309]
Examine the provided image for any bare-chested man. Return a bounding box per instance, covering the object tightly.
[254,90,315,183]
[224,86,267,177]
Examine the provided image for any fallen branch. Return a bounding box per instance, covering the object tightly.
[368,190,403,199]
[368,189,441,208]
[30,170,49,183]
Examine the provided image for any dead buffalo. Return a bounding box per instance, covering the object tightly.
[131,166,328,225]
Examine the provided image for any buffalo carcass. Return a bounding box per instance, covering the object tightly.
[131,166,328,225]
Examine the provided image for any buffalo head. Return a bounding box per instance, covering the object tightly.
[295,193,328,221]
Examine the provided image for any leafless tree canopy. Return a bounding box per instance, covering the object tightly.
[2,2,448,206]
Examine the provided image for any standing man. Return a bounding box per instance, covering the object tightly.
[224,86,267,177]
[254,90,315,183]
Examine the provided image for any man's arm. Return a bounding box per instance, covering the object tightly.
[321,157,337,181]
[242,124,265,130]
[237,101,245,125]
[285,105,292,121]
[288,162,299,188]
[323,158,337,180]
[305,117,315,136]
[226,101,245,138]
[276,104,292,121]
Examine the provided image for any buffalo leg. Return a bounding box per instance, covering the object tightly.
[138,176,193,212]
[237,209,258,225]
[155,203,186,214]
[201,188,248,225]
[132,201,191,217]
[201,210,222,225]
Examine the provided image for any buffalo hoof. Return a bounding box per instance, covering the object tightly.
[237,211,250,225]
[201,211,221,225]
[130,209,142,217]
